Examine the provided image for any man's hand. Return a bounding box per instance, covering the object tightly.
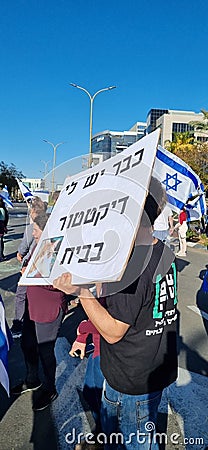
[70,298,80,307]
[53,273,81,296]
[17,252,23,263]
[54,273,130,344]
[69,341,86,359]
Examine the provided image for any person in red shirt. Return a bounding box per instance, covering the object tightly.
[175,207,188,257]
[11,213,67,411]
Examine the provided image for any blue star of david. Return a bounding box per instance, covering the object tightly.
[162,173,182,192]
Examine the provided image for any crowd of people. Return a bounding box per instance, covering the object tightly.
[0,186,206,449]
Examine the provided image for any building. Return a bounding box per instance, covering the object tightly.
[146,109,169,135]
[147,108,208,146]
[128,121,147,139]
[22,178,45,191]
[92,110,208,158]
[91,121,147,158]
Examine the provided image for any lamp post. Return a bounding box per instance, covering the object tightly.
[41,160,50,178]
[70,83,116,166]
[43,140,65,193]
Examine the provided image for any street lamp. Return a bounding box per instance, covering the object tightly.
[41,160,50,178]
[70,83,116,166]
[43,140,65,193]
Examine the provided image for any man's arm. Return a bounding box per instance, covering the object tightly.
[18,223,34,257]
[79,287,130,344]
[53,273,130,344]
[168,215,174,229]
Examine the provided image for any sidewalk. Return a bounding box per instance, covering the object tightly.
[0,205,207,450]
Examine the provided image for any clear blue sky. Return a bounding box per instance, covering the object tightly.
[1,0,208,179]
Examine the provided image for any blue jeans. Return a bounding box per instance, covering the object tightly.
[83,355,104,433]
[101,380,162,450]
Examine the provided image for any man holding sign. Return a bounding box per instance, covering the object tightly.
[53,177,178,450]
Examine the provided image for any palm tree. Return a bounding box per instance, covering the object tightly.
[189,109,208,133]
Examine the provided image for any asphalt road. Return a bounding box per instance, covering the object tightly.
[0,204,208,450]
[176,248,208,375]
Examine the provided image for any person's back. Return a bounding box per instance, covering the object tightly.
[179,209,187,224]
[53,177,178,450]
[100,241,177,395]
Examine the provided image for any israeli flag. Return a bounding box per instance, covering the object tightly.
[0,185,13,209]
[0,295,13,396]
[153,146,206,221]
[16,178,34,201]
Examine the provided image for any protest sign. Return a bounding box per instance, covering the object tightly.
[19,129,160,286]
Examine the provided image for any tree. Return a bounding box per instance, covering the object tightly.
[164,132,208,190]
[189,109,208,133]
[191,142,208,190]
[0,161,25,193]
[164,131,194,153]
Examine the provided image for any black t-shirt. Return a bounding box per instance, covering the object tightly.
[100,240,178,395]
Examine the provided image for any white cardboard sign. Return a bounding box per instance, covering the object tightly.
[19,129,160,286]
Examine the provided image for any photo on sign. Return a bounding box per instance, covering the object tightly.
[27,236,63,278]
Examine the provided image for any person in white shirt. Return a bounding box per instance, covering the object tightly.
[153,204,174,245]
